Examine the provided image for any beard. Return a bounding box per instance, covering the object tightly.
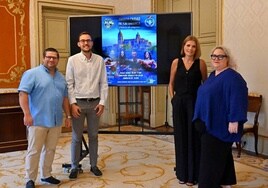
[82,48,91,53]
[81,45,92,53]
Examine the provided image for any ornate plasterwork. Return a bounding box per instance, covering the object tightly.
[0,0,30,88]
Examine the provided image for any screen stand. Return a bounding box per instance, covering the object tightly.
[163,85,170,128]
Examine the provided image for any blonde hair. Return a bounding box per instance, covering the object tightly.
[211,46,237,70]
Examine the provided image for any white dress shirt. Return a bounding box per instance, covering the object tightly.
[66,52,108,106]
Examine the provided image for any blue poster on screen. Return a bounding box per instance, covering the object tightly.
[102,14,157,86]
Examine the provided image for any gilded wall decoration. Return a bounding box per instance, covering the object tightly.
[0,0,30,88]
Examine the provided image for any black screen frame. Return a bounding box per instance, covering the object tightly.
[69,13,192,85]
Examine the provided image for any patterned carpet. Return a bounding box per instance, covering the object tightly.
[0,133,267,188]
[152,135,268,172]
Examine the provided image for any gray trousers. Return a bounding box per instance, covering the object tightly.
[71,99,100,169]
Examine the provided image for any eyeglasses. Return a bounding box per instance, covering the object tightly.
[79,39,93,43]
[210,54,227,60]
[45,56,58,60]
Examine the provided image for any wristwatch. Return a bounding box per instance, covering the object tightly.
[67,115,72,119]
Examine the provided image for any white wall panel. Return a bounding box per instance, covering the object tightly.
[224,0,268,154]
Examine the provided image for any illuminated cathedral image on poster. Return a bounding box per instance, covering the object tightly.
[69,13,191,85]
[102,14,157,86]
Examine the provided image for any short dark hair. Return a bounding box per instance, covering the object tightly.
[78,31,91,41]
[43,47,59,59]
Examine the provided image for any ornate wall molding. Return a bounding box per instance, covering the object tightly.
[0,0,30,88]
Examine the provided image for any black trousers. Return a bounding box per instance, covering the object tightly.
[198,133,236,188]
[172,94,200,183]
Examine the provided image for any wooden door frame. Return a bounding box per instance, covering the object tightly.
[33,0,114,66]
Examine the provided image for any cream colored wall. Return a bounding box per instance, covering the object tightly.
[66,0,152,14]
[160,0,268,156]
[28,0,164,127]
[27,0,268,151]
[29,0,152,67]
[161,0,218,127]
[223,0,268,155]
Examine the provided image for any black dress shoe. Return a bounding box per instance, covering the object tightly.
[26,180,35,188]
[69,168,79,180]
[41,176,60,184]
[90,166,102,176]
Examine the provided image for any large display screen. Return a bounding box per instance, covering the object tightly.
[69,13,192,86]
[102,14,157,86]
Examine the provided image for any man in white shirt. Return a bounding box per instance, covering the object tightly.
[65,31,108,180]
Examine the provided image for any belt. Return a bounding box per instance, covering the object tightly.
[76,97,100,102]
